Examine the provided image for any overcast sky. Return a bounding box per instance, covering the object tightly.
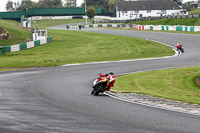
[0,0,198,12]
[0,0,84,12]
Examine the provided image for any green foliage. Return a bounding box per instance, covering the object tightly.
[0,20,31,46]
[6,0,63,11]
[108,0,116,11]
[113,66,200,104]
[5,1,15,11]
[0,29,173,68]
[189,9,200,15]
[183,2,192,11]
[86,6,96,20]
[86,0,109,11]
[15,0,35,11]
[128,18,200,26]
[37,0,63,8]
[65,0,77,7]
[173,0,183,6]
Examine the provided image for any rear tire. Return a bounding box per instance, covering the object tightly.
[179,47,184,53]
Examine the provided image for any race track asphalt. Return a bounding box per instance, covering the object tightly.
[0,26,200,133]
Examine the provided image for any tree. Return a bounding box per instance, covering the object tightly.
[86,6,96,22]
[5,1,15,11]
[38,0,63,8]
[173,0,183,6]
[108,0,116,11]
[183,2,191,11]
[15,0,34,11]
[65,0,77,7]
[14,1,20,11]
[85,0,109,11]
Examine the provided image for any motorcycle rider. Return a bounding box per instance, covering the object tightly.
[177,43,183,51]
[93,72,115,91]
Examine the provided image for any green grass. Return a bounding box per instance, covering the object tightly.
[189,9,200,15]
[0,20,32,46]
[113,66,200,104]
[0,29,174,68]
[32,19,86,29]
[1,19,200,104]
[128,18,200,26]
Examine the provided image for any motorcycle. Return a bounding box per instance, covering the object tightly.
[178,46,184,53]
[91,73,115,96]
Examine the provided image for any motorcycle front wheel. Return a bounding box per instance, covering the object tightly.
[94,84,104,96]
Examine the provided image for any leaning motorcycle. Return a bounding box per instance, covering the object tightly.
[178,46,184,53]
[91,74,115,96]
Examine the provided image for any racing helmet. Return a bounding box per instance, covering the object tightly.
[109,72,115,76]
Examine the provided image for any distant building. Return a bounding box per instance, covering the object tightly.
[116,0,187,19]
[190,1,199,8]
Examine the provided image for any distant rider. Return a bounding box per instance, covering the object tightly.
[177,43,183,51]
[93,72,115,91]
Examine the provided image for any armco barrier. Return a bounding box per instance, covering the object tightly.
[102,24,108,27]
[40,38,47,45]
[80,24,134,29]
[190,26,194,32]
[3,46,11,52]
[20,43,27,50]
[93,24,98,28]
[27,41,34,48]
[11,44,20,52]
[195,26,200,32]
[98,24,102,27]
[107,24,112,27]
[136,25,200,32]
[47,36,53,43]
[34,40,40,47]
[80,24,200,32]
[185,26,188,31]
[1,37,52,54]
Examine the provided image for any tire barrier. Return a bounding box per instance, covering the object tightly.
[71,25,79,29]
[136,25,200,32]
[79,24,200,32]
[81,24,126,28]
[0,37,53,55]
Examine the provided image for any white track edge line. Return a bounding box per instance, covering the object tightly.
[104,92,200,116]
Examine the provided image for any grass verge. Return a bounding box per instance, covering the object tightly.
[0,29,174,68]
[0,20,32,46]
[32,19,86,29]
[189,9,200,15]
[113,66,200,104]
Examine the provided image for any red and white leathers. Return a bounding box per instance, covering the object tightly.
[97,74,115,91]
[177,43,183,51]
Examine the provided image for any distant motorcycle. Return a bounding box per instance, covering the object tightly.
[178,46,184,53]
[177,43,184,53]
[91,73,115,96]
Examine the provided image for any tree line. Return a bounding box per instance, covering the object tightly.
[6,0,118,12]
[6,0,77,11]
[6,0,185,12]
